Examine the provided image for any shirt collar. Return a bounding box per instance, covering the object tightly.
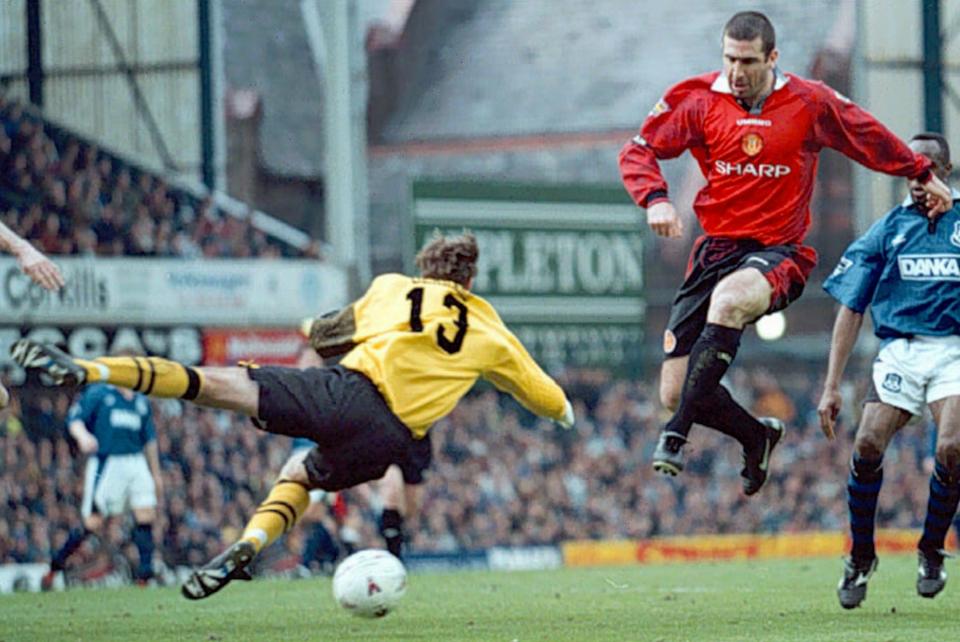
[710,67,789,94]
[901,187,960,208]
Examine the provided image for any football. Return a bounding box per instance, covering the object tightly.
[332,549,408,618]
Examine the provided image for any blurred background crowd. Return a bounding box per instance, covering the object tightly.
[0,362,942,581]
[1,96,315,260]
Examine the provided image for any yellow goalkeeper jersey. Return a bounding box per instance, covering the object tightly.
[307,274,567,438]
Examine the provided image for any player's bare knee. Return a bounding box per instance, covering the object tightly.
[935,439,960,472]
[194,367,260,416]
[133,508,155,524]
[853,431,885,461]
[279,450,312,485]
[659,383,681,413]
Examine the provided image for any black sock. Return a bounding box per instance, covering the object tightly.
[380,509,404,559]
[919,461,960,553]
[848,455,883,561]
[693,385,765,448]
[131,523,155,580]
[51,527,89,571]
[665,323,743,438]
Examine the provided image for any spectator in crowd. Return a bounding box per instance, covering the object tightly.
[0,96,313,259]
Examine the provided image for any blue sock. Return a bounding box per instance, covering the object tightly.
[132,523,155,580]
[847,455,883,561]
[51,528,89,571]
[919,461,960,553]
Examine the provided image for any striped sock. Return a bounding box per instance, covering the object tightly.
[848,455,883,561]
[241,480,311,554]
[919,461,960,553]
[76,356,204,400]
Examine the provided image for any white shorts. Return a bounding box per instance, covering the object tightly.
[81,454,157,519]
[872,335,960,416]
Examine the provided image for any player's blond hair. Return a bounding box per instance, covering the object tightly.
[415,231,479,287]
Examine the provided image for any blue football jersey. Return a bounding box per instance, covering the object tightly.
[823,193,960,341]
[67,384,156,457]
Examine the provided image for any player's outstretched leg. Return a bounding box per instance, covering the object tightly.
[11,339,203,398]
[182,478,311,600]
[916,461,960,598]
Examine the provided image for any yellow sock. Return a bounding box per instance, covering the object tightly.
[76,356,204,399]
[241,480,311,553]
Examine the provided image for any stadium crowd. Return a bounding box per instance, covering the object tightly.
[0,362,945,580]
[0,95,310,260]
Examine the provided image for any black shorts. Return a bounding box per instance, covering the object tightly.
[663,236,817,358]
[249,365,419,491]
[400,433,432,485]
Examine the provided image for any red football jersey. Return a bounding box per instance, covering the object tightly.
[619,71,931,247]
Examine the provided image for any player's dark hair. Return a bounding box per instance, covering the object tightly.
[723,11,776,57]
[911,132,951,165]
[415,231,479,287]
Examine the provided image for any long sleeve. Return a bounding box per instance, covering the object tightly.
[812,85,931,179]
[619,78,707,208]
[484,328,567,421]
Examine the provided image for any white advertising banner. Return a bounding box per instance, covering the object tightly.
[0,258,348,326]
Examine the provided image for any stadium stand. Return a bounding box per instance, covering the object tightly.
[0,94,318,260]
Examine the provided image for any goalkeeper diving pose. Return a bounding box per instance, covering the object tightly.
[11,231,574,600]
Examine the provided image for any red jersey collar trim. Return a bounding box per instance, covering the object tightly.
[710,68,789,94]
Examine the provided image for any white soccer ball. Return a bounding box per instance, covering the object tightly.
[332,549,407,618]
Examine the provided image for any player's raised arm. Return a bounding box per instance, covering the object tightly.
[813,88,951,216]
[619,80,706,238]
[483,327,573,429]
[0,220,66,291]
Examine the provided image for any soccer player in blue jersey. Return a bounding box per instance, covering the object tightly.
[817,132,960,609]
[42,381,163,589]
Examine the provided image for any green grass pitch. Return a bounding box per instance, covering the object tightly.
[2,554,957,641]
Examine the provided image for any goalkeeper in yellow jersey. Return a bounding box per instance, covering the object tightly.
[11,231,574,600]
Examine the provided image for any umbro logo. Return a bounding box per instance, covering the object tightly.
[891,234,907,247]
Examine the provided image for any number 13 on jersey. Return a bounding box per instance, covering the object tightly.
[406,287,468,354]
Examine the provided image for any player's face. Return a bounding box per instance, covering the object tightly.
[908,139,952,206]
[722,36,778,103]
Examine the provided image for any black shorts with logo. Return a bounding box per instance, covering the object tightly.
[663,236,817,358]
[248,365,420,491]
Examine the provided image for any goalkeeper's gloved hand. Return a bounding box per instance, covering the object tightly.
[556,399,575,430]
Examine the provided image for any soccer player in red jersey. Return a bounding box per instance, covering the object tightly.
[619,11,951,495]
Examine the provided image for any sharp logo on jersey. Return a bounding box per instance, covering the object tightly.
[741,133,764,156]
[951,221,960,248]
[882,372,902,393]
[736,118,772,127]
[898,254,960,281]
[648,98,670,117]
[715,160,791,178]
[832,257,853,276]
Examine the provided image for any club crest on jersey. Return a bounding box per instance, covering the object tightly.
[648,98,670,117]
[951,221,960,248]
[881,373,902,393]
[741,133,763,157]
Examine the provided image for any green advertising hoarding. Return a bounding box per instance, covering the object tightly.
[410,181,644,369]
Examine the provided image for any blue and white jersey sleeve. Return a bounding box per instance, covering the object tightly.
[66,384,109,425]
[823,217,887,313]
